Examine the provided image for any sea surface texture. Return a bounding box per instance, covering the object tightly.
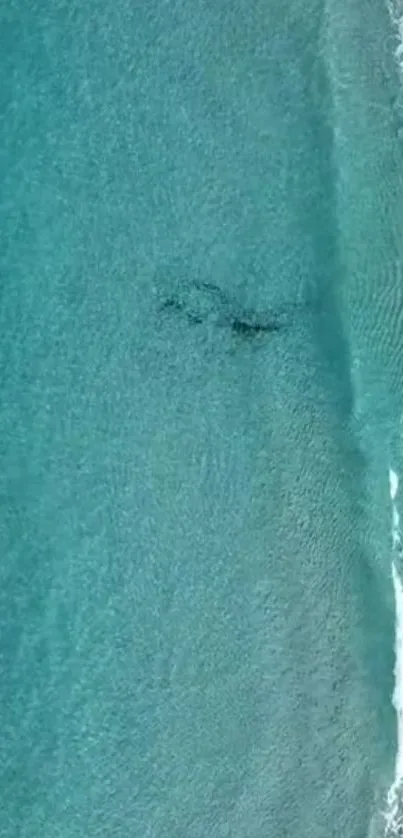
[2,1,403,836]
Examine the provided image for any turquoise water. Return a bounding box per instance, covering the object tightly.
[2,1,403,835]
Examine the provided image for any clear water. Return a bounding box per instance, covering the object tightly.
[1,1,403,835]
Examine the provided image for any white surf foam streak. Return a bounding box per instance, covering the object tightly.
[387,1,403,74]
[384,468,403,836]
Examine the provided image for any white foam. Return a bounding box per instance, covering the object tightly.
[392,561,403,781]
[390,468,399,502]
[388,1,403,73]
[384,469,403,835]
[385,561,403,836]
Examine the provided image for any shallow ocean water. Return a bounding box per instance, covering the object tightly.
[1,1,403,836]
